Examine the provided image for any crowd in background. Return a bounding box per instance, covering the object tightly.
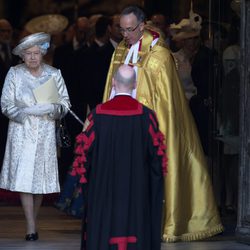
[0,3,240,214]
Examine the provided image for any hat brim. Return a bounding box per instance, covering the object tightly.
[25,14,68,35]
[12,32,50,56]
[172,30,200,41]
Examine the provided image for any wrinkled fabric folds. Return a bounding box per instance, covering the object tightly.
[0,63,70,194]
[103,29,223,242]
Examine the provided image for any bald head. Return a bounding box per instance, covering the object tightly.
[113,65,136,94]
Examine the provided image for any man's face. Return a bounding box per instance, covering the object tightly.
[109,15,122,43]
[0,20,13,44]
[120,13,144,46]
[75,17,89,44]
[183,36,201,53]
[151,14,166,33]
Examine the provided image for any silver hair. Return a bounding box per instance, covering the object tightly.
[121,5,146,23]
[114,66,136,86]
[20,44,48,59]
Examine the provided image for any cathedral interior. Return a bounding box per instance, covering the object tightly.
[1,0,250,248]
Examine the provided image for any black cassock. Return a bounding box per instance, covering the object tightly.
[71,95,167,250]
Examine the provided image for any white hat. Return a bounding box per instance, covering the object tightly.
[12,32,50,56]
[170,1,202,41]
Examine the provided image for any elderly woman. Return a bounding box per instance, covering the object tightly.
[0,32,70,241]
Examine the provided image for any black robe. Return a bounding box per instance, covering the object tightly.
[72,95,166,250]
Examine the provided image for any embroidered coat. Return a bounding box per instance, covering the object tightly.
[0,64,70,193]
[103,29,223,242]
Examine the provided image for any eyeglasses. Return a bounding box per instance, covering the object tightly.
[120,22,141,34]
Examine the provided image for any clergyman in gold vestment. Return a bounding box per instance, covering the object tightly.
[103,5,224,242]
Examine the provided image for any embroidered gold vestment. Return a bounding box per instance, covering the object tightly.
[103,29,224,242]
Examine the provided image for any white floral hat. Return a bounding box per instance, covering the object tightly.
[12,32,50,56]
[170,1,202,41]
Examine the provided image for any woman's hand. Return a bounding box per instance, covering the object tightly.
[23,104,55,116]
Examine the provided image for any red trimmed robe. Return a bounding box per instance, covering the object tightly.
[72,95,167,250]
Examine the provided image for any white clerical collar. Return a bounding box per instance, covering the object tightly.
[110,38,118,49]
[115,93,132,97]
[124,35,144,65]
[124,40,140,65]
[94,38,105,47]
[73,36,79,50]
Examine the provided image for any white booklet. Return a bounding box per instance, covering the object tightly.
[33,77,59,103]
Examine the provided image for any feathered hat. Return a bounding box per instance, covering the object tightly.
[170,1,202,41]
[12,32,50,56]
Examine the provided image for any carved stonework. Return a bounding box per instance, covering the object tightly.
[236,0,250,244]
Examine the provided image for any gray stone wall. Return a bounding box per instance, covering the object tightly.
[236,0,250,244]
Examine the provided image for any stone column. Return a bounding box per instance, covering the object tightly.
[236,0,250,244]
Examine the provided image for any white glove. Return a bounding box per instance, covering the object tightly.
[23,104,55,116]
[17,111,28,123]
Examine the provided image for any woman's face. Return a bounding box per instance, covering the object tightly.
[182,36,201,54]
[22,45,42,70]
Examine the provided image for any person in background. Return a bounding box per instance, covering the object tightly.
[0,32,70,241]
[93,14,123,107]
[64,23,75,43]
[150,13,170,45]
[72,64,166,250]
[98,14,123,72]
[171,8,219,156]
[108,14,123,47]
[53,16,89,87]
[220,14,240,214]
[170,11,202,102]
[0,19,15,81]
[0,19,18,170]
[53,16,90,184]
[103,5,223,242]
[86,14,103,46]
[75,15,120,111]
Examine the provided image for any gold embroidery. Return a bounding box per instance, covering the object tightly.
[148,57,159,71]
